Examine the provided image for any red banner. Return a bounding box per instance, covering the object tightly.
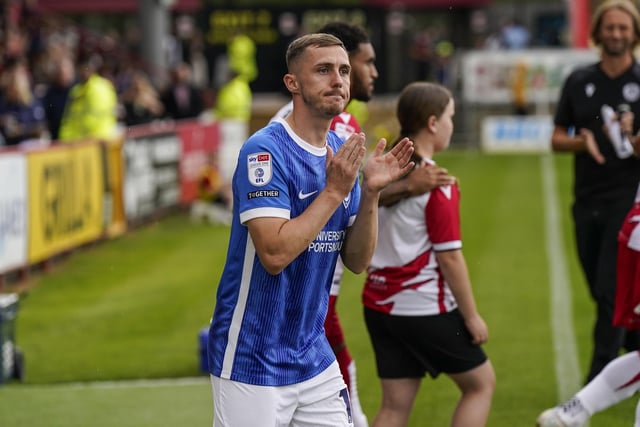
[365,0,489,7]
[36,0,200,13]
[177,121,220,204]
[570,0,591,48]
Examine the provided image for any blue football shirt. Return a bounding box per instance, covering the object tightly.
[208,118,360,386]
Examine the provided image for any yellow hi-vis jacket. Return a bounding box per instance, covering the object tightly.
[228,34,257,83]
[58,74,118,142]
[214,76,252,122]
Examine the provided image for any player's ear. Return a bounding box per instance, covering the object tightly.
[283,73,299,94]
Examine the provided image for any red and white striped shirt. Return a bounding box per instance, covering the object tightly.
[363,162,461,316]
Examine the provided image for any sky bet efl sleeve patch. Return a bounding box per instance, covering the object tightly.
[247,152,272,186]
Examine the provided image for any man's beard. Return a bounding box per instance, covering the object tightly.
[302,91,345,118]
[351,81,373,103]
[601,39,633,57]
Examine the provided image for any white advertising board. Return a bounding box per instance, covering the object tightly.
[0,153,28,273]
[461,49,599,105]
[123,133,181,221]
[481,115,553,153]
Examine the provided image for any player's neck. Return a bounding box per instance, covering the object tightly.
[285,110,331,148]
[600,52,634,78]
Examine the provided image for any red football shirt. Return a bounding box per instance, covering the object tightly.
[614,200,640,330]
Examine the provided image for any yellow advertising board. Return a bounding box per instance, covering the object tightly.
[27,143,104,263]
[105,138,127,237]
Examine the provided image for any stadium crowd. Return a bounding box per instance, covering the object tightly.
[0,2,210,147]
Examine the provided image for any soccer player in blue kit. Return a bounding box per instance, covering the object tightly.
[207,33,414,426]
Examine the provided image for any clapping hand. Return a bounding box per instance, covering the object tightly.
[362,137,414,193]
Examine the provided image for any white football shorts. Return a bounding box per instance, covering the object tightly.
[211,361,353,427]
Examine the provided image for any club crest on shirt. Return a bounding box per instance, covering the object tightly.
[623,83,640,103]
[585,83,596,98]
[247,152,272,186]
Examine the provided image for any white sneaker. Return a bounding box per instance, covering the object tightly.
[536,408,568,427]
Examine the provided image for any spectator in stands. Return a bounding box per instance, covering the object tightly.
[213,33,257,191]
[160,62,203,120]
[187,30,209,90]
[197,151,232,207]
[42,55,75,141]
[500,17,530,49]
[58,54,119,143]
[190,151,232,226]
[3,27,29,65]
[0,58,48,146]
[121,71,164,126]
[409,29,434,81]
[227,33,258,84]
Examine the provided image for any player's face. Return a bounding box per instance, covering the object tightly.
[297,45,351,118]
[349,43,378,102]
[598,8,637,57]
[434,98,455,152]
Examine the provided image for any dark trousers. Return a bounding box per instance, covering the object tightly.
[573,198,640,383]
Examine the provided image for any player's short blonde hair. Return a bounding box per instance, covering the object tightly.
[285,33,345,72]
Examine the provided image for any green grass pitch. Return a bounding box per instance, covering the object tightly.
[0,151,637,426]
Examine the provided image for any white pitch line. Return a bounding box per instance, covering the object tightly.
[541,155,583,402]
[21,376,210,390]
